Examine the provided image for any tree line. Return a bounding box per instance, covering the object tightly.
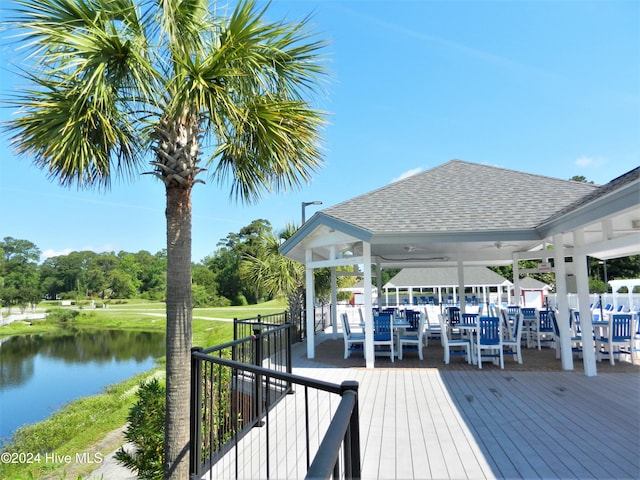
[0,218,359,312]
[0,219,276,309]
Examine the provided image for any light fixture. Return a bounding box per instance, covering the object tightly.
[301,201,323,224]
[632,219,640,229]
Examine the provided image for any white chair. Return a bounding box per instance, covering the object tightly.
[475,316,504,369]
[596,313,635,365]
[373,314,394,362]
[532,310,557,351]
[341,313,365,359]
[424,307,442,347]
[438,313,471,364]
[398,311,427,360]
[502,309,523,364]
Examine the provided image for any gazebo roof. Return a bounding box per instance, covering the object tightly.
[322,159,597,234]
[384,266,511,289]
[281,160,639,268]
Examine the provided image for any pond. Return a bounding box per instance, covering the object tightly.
[0,329,165,445]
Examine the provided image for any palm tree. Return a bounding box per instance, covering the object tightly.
[4,0,327,477]
[242,223,306,331]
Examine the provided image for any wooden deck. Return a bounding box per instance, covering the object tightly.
[202,334,640,480]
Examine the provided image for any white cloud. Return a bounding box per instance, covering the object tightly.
[41,248,74,260]
[41,244,118,260]
[575,156,596,167]
[391,167,423,183]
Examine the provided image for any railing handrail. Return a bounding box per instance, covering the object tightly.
[305,388,360,480]
[202,322,289,354]
[192,350,345,395]
[191,311,360,479]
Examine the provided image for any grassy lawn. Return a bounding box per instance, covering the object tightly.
[0,298,288,480]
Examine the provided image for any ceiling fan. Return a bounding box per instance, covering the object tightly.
[404,245,430,253]
[480,241,520,249]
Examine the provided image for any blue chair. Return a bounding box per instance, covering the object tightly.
[341,313,364,359]
[461,313,479,324]
[373,314,394,362]
[502,309,523,364]
[534,310,557,350]
[571,310,584,357]
[520,307,537,348]
[405,310,421,333]
[596,314,635,365]
[447,306,461,325]
[398,312,427,360]
[475,316,504,369]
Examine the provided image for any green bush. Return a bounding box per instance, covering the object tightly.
[115,378,165,480]
[45,309,80,323]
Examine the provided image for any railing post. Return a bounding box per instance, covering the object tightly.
[286,314,293,376]
[190,347,204,476]
[285,315,294,394]
[341,380,361,480]
[253,326,264,426]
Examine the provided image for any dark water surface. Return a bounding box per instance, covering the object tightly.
[0,330,165,445]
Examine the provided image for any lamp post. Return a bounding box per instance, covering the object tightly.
[301,200,322,224]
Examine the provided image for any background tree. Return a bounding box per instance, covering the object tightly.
[569,175,595,184]
[5,1,326,477]
[0,237,42,312]
[242,223,306,333]
[135,250,167,301]
[208,219,272,305]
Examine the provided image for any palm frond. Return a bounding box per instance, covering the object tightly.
[5,0,161,189]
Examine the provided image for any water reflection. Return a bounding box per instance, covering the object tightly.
[0,330,165,444]
[0,330,165,389]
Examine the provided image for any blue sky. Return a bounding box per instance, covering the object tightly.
[1,0,638,263]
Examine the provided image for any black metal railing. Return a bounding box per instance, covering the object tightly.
[233,307,332,346]
[190,318,360,479]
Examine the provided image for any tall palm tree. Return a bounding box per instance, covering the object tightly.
[242,223,306,330]
[4,0,326,477]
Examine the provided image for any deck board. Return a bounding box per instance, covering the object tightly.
[201,336,640,480]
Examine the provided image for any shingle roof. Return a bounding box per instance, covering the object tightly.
[321,159,599,234]
[518,276,551,290]
[545,166,640,222]
[384,266,511,288]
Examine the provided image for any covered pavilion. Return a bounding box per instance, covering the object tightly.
[280,159,640,375]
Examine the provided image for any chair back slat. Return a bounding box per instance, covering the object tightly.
[462,313,478,324]
[406,310,420,329]
[611,314,632,340]
[478,316,501,345]
[374,315,392,341]
[448,307,461,326]
[538,310,554,332]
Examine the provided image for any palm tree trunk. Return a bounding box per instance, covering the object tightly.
[164,182,193,479]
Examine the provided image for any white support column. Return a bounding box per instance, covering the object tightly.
[305,248,315,359]
[363,242,375,368]
[553,233,573,370]
[331,266,338,337]
[457,261,465,312]
[575,229,597,376]
[512,258,520,306]
[376,264,382,308]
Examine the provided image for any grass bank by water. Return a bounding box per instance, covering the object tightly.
[0,299,287,479]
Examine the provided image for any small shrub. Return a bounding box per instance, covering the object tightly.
[46,309,79,323]
[115,378,165,480]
